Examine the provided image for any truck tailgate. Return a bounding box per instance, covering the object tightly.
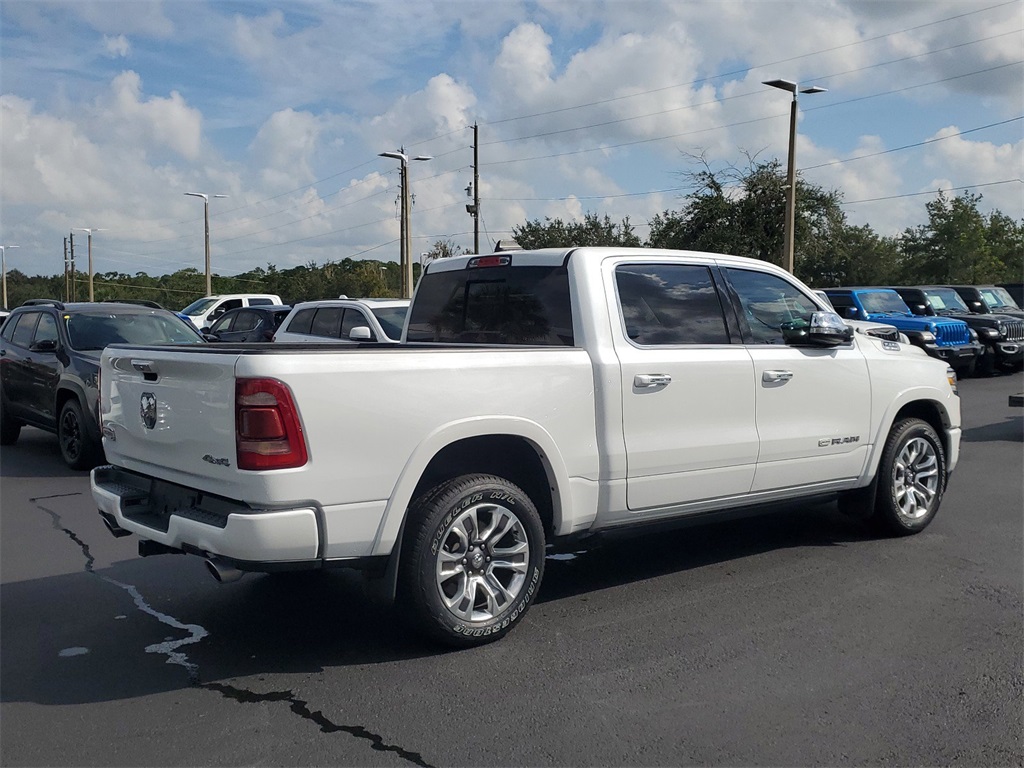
[101,346,240,485]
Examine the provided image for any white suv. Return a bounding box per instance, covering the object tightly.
[273,298,410,343]
[178,294,283,330]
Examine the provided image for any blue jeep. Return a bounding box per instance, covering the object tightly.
[824,287,982,373]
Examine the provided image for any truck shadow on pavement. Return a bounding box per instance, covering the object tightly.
[961,415,1023,443]
[0,498,876,709]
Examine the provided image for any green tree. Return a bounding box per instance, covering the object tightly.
[513,212,641,249]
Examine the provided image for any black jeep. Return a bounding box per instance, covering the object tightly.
[0,300,205,469]
[892,286,1024,375]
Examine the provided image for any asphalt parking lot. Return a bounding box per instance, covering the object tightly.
[1,371,1021,767]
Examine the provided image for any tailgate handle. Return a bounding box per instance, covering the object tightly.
[131,359,156,373]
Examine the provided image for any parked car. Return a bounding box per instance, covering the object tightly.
[0,299,205,469]
[201,305,292,343]
[823,287,982,374]
[946,285,1024,319]
[273,298,409,343]
[891,286,1023,375]
[812,291,907,343]
[178,293,283,329]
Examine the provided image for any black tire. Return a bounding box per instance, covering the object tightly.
[58,399,101,471]
[399,474,546,648]
[0,398,21,446]
[977,348,996,377]
[871,417,946,536]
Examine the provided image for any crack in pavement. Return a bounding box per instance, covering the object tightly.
[204,682,435,768]
[34,499,435,768]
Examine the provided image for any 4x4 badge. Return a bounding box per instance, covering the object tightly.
[140,393,157,430]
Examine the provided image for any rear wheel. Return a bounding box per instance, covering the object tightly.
[871,418,946,536]
[400,474,546,647]
[58,399,101,471]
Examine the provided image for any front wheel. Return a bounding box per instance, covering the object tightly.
[58,399,101,471]
[400,474,546,647]
[872,418,946,536]
[0,398,21,446]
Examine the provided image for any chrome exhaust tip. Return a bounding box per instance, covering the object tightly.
[99,511,132,538]
[205,557,244,584]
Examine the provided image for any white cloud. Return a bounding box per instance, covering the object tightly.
[249,108,323,190]
[103,34,131,58]
[102,71,202,160]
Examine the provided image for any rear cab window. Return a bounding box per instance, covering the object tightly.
[407,261,574,345]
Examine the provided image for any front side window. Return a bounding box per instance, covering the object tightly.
[181,298,217,317]
[727,269,818,345]
[615,264,730,345]
[407,264,573,345]
[232,311,260,332]
[33,313,59,345]
[340,309,369,340]
[371,306,409,341]
[310,307,343,338]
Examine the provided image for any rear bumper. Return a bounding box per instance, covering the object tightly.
[91,465,320,563]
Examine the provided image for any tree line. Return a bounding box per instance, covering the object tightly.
[4,159,1020,310]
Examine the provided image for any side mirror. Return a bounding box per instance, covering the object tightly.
[782,312,853,347]
[348,326,373,341]
[842,306,859,319]
[202,332,220,342]
[30,339,58,353]
[910,303,928,315]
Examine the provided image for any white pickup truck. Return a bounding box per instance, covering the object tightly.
[92,248,961,646]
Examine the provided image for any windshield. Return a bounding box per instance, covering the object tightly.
[923,288,970,313]
[980,287,1020,311]
[180,298,218,316]
[66,312,204,351]
[371,306,409,341]
[859,291,911,315]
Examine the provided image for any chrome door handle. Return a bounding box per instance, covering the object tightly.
[762,370,793,382]
[634,373,672,388]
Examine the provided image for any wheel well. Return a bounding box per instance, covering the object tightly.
[893,400,948,454]
[411,435,556,536]
[55,388,77,414]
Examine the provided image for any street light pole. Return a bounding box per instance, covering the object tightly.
[73,228,107,301]
[379,150,432,298]
[762,79,827,274]
[185,192,228,296]
[0,244,19,309]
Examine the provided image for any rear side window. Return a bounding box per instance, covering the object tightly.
[286,308,315,335]
[249,298,273,306]
[615,264,730,345]
[407,265,573,345]
[10,312,40,348]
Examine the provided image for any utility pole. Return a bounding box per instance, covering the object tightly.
[69,232,76,301]
[471,123,480,254]
[379,149,432,298]
[64,237,70,302]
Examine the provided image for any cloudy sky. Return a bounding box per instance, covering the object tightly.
[1,0,1021,288]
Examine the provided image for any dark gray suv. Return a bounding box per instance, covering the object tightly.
[0,300,204,469]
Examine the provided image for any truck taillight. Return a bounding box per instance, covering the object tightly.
[235,378,308,470]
